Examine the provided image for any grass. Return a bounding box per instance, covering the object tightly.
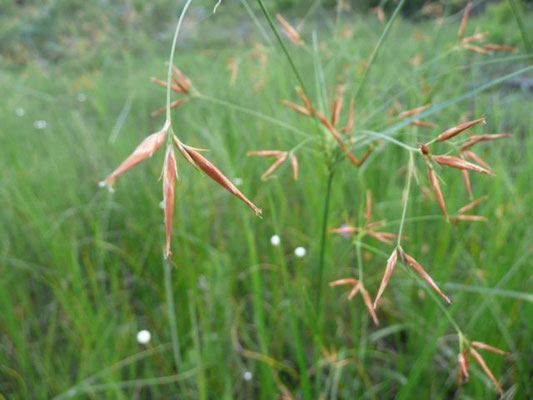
[1,1,533,398]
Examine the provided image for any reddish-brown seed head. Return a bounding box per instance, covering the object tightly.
[436,117,485,143]
[458,1,473,39]
[460,133,511,151]
[471,341,507,356]
[458,352,470,382]
[461,170,474,200]
[183,145,262,216]
[360,285,379,326]
[433,155,494,176]
[290,154,299,181]
[469,348,504,395]
[102,122,169,189]
[163,146,177,258]
[401,251,451,303]
[276,14,304,45]
[427,163,448,220]
[399,104,430,118]
[374,249,398,308]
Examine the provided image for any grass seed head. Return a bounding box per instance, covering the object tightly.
[101,121,170,190]
[426,163,448,220]
[163,146,178,258]
[399,104,430,118]
[183,145,262,216]
[433,155,494,176]
[469,347,504,395]
[458,352,470,382]
[436,117,485,143]
[460,133,511,151]
[458,1,473,39]
[276,14,304,46]
[374,249,398,309]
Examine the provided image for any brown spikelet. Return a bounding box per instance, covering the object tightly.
[458,352,470,382]
[150,77,182,93]
[290,154,299,181]
[464,44,491,54]
[330,95,343,127]
[281,100,312,116]
[460,133,511,150]
[182,145,262,216]
[360,285,379,325]
[411,120,438,129]
[374,249,398,308]
[329,278,358,287]
[457,196,488,215]
[399,104,430,118]
[295,87,312,110]
[365,190,372,222]
[458,1,472,39]
[151,99,187,117]
[340,99,355,134]
[348,283,361,300]
[101,122,169,189]
[367,231,397,245]
[433,155,494,176]
[471,341,507,356]
[171,65,192,94]
[427,163,448,220]
[461,170,474,200]
[452,215,488,223]
[461,150,492,171]
[462,32,486,45]
[483,44,516,52]
[401,251,451,303]
[261,153,288,181]
[163,146,177,258]
[276,14,304,45]
[436,118,486,142]
[470,348,504,395]
[247,150,284,158]
[329,226,358,235]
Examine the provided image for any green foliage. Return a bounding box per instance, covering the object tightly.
[1,1,532,399]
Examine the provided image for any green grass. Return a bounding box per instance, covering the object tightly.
[1,1,532,398]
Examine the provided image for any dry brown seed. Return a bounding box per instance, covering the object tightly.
[461,170,474,200]
[458,1,473,39]
[470,348,504,395]
[163,146,177,258]
[433,155,494,176]
[151,99,187,117]
[367,231,396,245]
[457,196,488,215]
[483,44,515,52]
[261,153,288,181]
[410,120,438,129]
[419,143,431,155]
[329,278,358,287]
[171,65,192,94]
[452,215,488,223]
[247,150,284,157]
[461,32,486,44]
[183,145,262,216]
[427,163,448,220]
[360,285,379,325]
[436,117,486,142]
[340,99,355,135]
[461,150,492,171]
[102,122,169,189]
[150,77,182,93]
[276,14,304,45]
[464,44,491,54]
[374,249,398,308]
[290,154,299,181]
[365,190,372,222]
[399,104,430,118]
[348,283,361,300]
[370,6,385,23]
[460,133,511,151]
[401,251,451,303]
[458,352,470,382]
[295,87,312,110]
[471,341,507,356]
[330,95,343,127]
[329,226,358,234]
[281,100,312,116]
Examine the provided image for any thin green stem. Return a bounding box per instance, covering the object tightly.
[396,151,414,246]
[316,169,335,312]
[507,0,533,53]
[165,0,194,123]
[164,256,182,370]
[350,0,406,105]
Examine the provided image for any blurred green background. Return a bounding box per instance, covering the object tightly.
[1,0,532,398]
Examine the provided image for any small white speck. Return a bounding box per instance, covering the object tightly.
[15,108,25,116]
[159,200,165,209]
[34,120,47,129]
[243,371,253,381]
[78,93,87,102]
[270,235,280,246]
[136,330,151,345]
[234,177,243,186]
[294,246,306,258]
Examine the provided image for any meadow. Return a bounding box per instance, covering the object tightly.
[1,1,532,398]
